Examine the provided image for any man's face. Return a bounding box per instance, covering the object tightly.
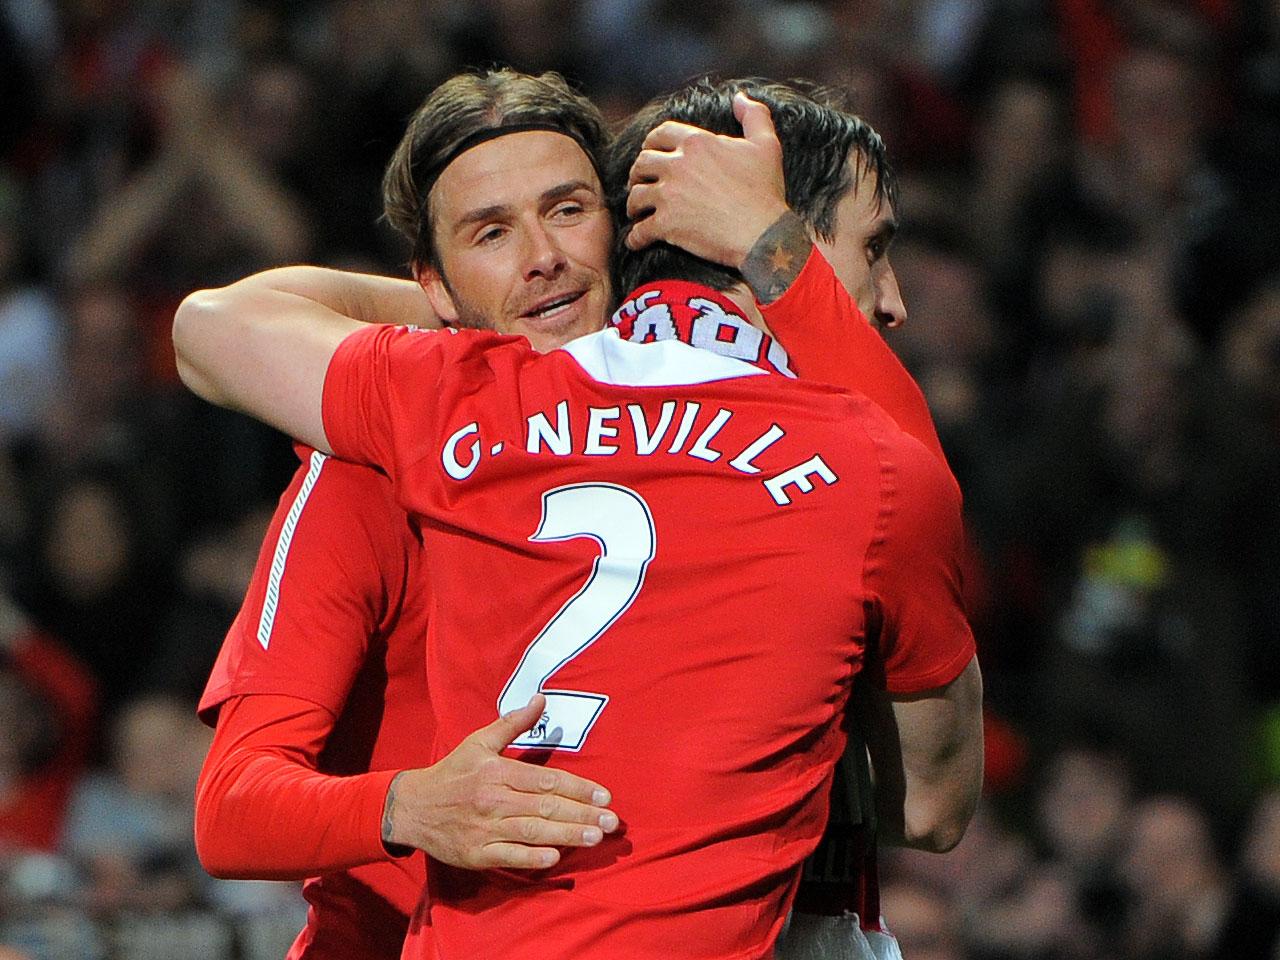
[422,130,613,353]
[813,162,907,328]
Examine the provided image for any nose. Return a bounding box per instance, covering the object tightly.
[522,221,567,281]
[874,260,907,329]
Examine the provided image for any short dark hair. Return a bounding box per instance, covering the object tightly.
[606,77,898,295]
[383,68,610,272]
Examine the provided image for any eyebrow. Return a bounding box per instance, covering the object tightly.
[453,180,598,233]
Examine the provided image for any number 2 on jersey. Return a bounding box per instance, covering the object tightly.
[497,483,656,751]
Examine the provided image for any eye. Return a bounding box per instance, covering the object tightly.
[551,201,586,220]
[475,225,507,245]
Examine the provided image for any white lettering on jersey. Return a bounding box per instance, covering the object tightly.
[763,455,839,505]
[668,401,701,454]
[689,298,764,365]
[729,424,786,475]
[628,401,676,455]
[498,483,656,751]
[616,290,676,342]
[443,422,481,480]
[688,408,732,462]
[585,406,621,455]
[527,400,572,455]
[767,338,797,378]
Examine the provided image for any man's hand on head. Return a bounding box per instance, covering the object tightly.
[381,694,620,870]
[625,93,794,272]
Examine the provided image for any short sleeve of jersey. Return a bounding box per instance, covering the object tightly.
[321,324,453,479]
[197,452,411,723]
[861,428,974,694]
[760,247,947,467]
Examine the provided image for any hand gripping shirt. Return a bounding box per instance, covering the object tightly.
[322,281,972,960]
[197,452,430,959]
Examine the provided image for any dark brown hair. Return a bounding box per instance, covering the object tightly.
[382,68,610,272]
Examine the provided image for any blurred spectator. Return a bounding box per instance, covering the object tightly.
[60,694,209,887]
[145,503,272,700]
[0,591,98,853]
[1119,796,1235,959]
[15,467,166,713]
[879,879,964,960]
[0,174,61,446]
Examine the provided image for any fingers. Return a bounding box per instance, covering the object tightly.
[624,211,661,252]
[503,816,606,849]
[628,147,676,187]
[492,788,619,832]
[502,756,612,808]
[480,842,560,870]
[626,181,659,220]
[641,119,703,153]
[733,92,779,149]
[472,694,548,753]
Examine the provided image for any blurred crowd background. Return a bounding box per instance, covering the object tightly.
[1,0,1279,957]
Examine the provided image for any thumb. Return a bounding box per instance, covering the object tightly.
[734,92,779,149]
[474,694,548,752]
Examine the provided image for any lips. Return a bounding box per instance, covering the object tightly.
[521,289,587,320]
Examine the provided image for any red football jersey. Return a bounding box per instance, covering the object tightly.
[198,452,430,959]
[322,284,973,960]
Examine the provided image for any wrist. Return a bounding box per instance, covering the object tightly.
[740,211,813,305]
[380,770,410,851]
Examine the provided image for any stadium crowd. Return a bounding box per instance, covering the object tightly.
[1,0,1279,957]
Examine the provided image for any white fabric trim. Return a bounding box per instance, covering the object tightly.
[257,450,327,650]
[777,912,902,960]
[559,328,768,388]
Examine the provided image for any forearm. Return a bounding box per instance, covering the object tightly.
[857,657,984,852]
[173,269,372,448]
[217,265,435,327]
[195,695,400,880]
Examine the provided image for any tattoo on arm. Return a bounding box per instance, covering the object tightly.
[740,211,812,305]
[382,770,406,848]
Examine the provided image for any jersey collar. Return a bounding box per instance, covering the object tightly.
[610,281,796,378]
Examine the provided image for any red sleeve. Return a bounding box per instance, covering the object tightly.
[861,429,975,694]
[760,247,948,467]
[195,694,402,879]
[198,452,412,723]
[321,324,453,478]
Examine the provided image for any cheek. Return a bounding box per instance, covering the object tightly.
[567,215,614,276]
[823,243,875,315]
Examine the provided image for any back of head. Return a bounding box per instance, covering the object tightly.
[607,77,897,295]
[383,68,610,273]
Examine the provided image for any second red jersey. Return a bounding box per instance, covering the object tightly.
[323,287,972,960]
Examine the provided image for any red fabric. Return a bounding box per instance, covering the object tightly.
[0,628,98,851]
[611,281,796,378]
[196,453,430,957]
[760,247,949,471]
[322,319,972,958]
[195,695,402,878]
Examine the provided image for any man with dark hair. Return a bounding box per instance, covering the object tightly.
[176,67,980,958]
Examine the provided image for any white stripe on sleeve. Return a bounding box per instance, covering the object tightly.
[257,450,327,650]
